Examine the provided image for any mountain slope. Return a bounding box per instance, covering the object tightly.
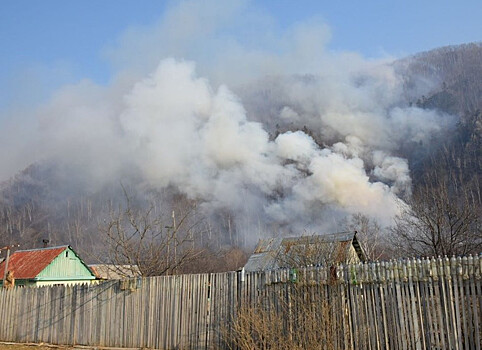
[0,43,481,256]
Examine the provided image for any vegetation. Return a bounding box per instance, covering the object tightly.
[228,284,345,350]
[391,179,481,257]
[391,109,481,257]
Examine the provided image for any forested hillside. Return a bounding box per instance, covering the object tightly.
[397,42,482,114]
[1,43,481,270]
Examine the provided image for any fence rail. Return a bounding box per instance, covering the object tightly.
[0,255,480,349]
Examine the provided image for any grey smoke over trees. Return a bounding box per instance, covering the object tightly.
[391,176,481,257]
[0,57,444,240]
[0,0,480,261]
[391,110,482,257]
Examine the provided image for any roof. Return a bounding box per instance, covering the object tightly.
[0,246,68,279]
[244,232,366,272]
[89,264,141,279]
[0,245,93,280]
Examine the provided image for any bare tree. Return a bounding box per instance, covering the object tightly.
[391,178,481,257]
[177,246,248,274]
[343,213,387,261]
[391,114,482,258]
[99,189,203,276]
[269,233,364,270]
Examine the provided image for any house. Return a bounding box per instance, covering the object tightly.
[244,231,366,272]
[89,264,141,280]
[0,245,96,287]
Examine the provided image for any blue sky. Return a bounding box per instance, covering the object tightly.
[1,0,481,111]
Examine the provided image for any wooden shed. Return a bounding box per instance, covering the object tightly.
[89,264,141,280]
[244,232,366,272]
[0,245,96,287]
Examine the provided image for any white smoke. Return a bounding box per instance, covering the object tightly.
[0,0,455,240]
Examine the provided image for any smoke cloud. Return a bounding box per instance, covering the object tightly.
[0,0,454,240]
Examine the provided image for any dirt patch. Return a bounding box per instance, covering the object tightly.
[0,344,75,350]
[0,343,141,350]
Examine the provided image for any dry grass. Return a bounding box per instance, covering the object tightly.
[225,277,350,350]
[0,343,138,350]
[0,344,73,350]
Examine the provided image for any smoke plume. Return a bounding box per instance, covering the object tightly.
[0,0,454,241]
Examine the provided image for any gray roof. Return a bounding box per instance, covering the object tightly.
[244,232,366,272]
[89,264,141,279]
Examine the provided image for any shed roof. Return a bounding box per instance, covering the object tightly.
[244,232,366,272]
[0,245,69,280]
[89,264,141,279]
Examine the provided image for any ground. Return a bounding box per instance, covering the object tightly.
[0,344,73,350]
[0,343,138,350]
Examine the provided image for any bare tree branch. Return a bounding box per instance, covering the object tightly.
[98,189,205,277]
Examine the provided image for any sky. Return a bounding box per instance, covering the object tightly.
[1,0,481,112]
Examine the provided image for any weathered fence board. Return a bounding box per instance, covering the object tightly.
[0,255,480,349]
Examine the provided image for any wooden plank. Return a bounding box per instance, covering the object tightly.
[348,265,359,349]
[474,255,482,350]
[38,287,46,342]
[164,275,172,349]
[377,261,389,350]
[104,282,113,347]
[145,277,154,349]
[6,288,13,341]
[413,259,426,350]
[451,256,463,350]
[182,274,191,348]
[95,284,103,346]
[0,290,4,338]
[49,287,56,344]
[16,288,25,343]
[368,263,381,350]
[419,258,432,349]
[396,260,410,350]
[188,274,196,349]
[438,257,453,349]
[433,258,446,349]
[173,275,180,348]
[403,261,416,349]
[24,287,32,342]
[460,256,472,349]
[424,258,437,348]
[405,259,420,350]
[157,276,164,349]
[15,287,25,342]
[475,254,482,349]
[360,263,372,349]
[338,266,350,350]
[354,264,365,349]
[468,255,480,350]
[386,261,400,350]
[441,258,456,349]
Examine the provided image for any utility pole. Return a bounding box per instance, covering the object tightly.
[1,244,19,287]
[172,210,177,274]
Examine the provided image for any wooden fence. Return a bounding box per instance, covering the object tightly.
[0,255,480,349]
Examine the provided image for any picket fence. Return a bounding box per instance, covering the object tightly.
[0,255,480,349]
